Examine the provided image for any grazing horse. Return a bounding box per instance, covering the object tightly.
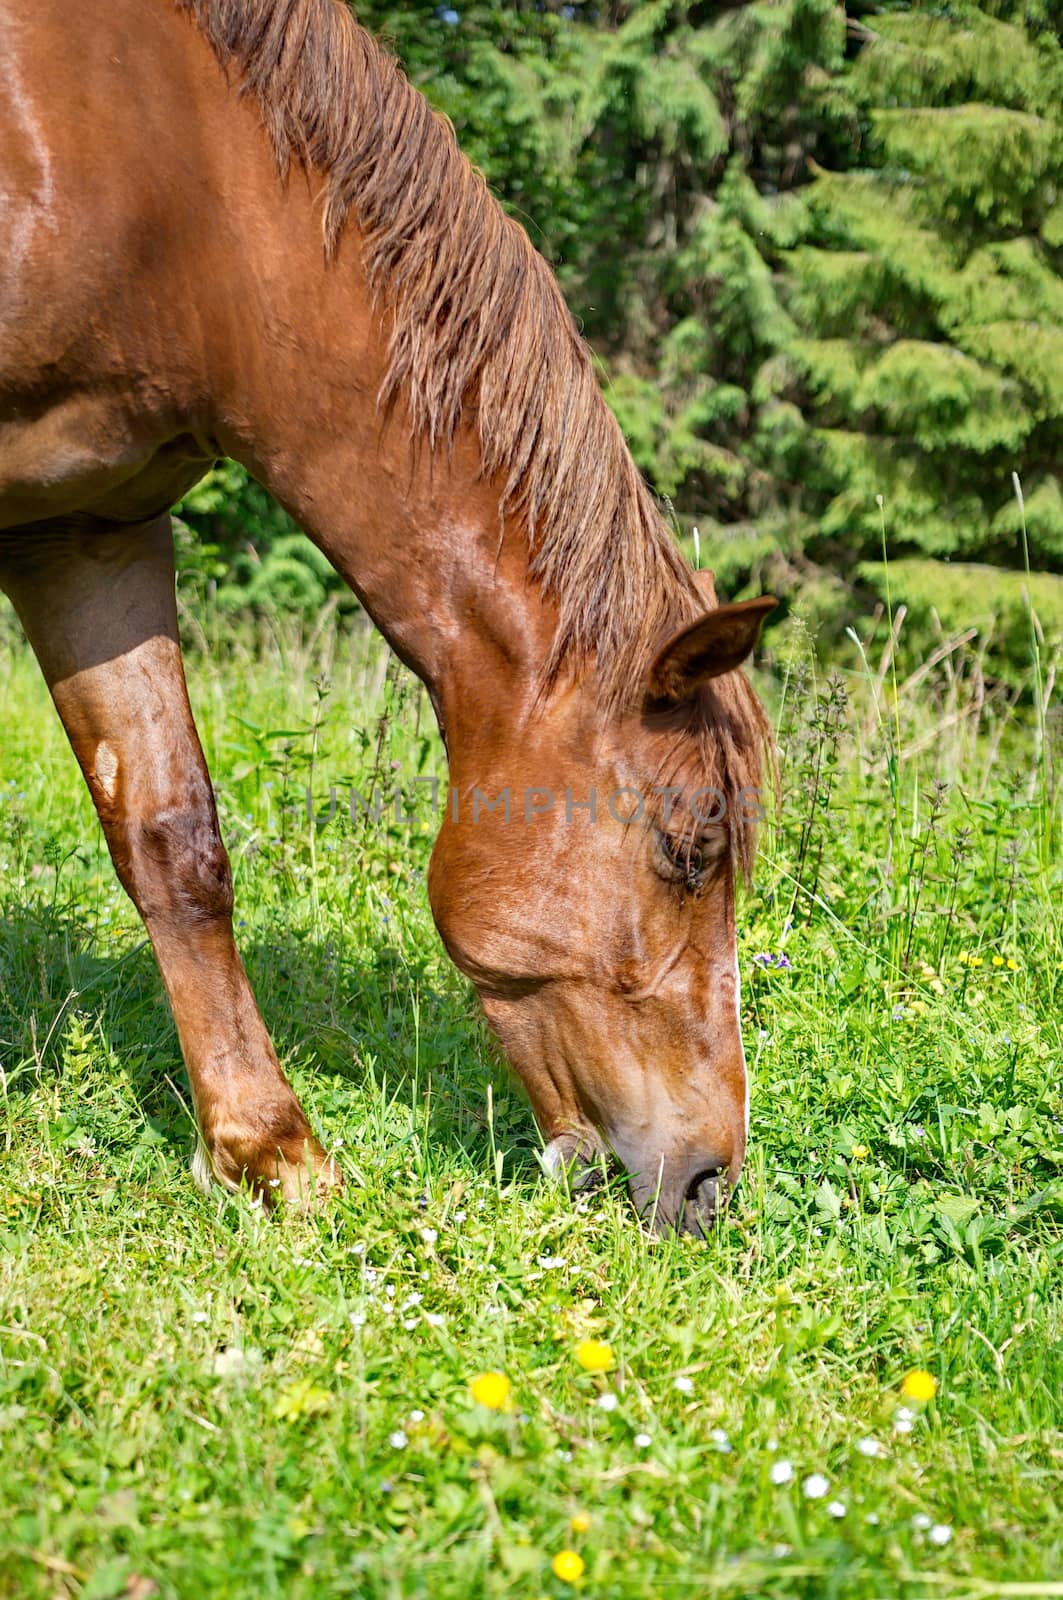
[0,0,775,1233]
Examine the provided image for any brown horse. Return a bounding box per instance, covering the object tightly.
[0,0,774,1233]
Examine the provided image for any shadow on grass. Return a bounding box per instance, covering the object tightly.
[0,901,540,1184]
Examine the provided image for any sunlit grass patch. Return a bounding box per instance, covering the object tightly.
[0,607,1060,1598]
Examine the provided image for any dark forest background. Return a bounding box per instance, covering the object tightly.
[178,0,1063,681]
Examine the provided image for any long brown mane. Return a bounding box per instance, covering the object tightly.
[176,0,770,871]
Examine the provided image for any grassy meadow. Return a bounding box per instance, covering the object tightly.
[0,595,1061,1599]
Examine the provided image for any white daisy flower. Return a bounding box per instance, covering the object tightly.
[634,1432,652,1448]
[770,1460,795,1486]
[803,1473,830,1500]
[211,1346,250,1377]
[420,1227,438,1245]
[425,1312,445,1327]
[856,1437,882,1457]
[827,1501,846,1519]
[408,1409,425,1423]
[674,1375,694,1394]
[928,1524,952,1546]
[597,1393,618,1411]
[388,1430,408,1450]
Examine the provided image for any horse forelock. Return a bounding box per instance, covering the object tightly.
[177,0,771,865]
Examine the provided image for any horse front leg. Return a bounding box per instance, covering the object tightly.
[0,515,340,1206]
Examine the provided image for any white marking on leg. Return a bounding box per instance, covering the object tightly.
[540,1138,570,1181]
[191,1139,215,1196]
[94,742,118,799]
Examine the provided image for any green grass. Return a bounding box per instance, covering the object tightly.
[0,605,1061,1600]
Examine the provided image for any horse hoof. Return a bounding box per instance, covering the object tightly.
[193,1132,343,1211]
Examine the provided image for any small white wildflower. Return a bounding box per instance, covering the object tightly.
[827,1501,846,1519]
[596,1392,618,1412]
[537,1255,566,1269]
[212,1345,261,1377]
[865,1513,880,1526]
[349,1311,366,1328]
[674,1375,694,1394]
[190,1311,209,1325]
[350,1242,366,1255]
[408,1409,425,1423]
[402,1293,423,1310]
[803,1473,830,1500]
[894,1406,915,1434]
[767,1437,779,1452]
[770,1460,795,1486]
[268,1177,281,1189]
[388,1430,408,1450]
[384,1283,396,1298]
[710,1428,731,1452]
[453,1210,466,1223]
[634,1432,652,1448]
[928,1524,952,1547]
[912,1513,932,1531]
[421,1227,438,1244]
[402,1317,417,1330]
[425,1312,445,1327]
[856,1437,882,1458]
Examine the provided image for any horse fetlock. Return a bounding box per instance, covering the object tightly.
[196,1107,342,1209]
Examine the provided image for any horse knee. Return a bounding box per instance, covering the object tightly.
[120,797,233,925]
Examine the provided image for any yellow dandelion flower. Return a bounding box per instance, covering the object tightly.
[901,1369,938,1403]
[957,951,970,965]
[992,955,1005,967]
[968,955,984,969]
[574,1339,614,1373]
[850,1144,869,1160]
[1007,959,1020,972]
[570,1512,591,1534]
[552,1550,585,1584]
[469,1371,511,1410]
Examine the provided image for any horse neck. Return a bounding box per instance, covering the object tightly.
[201,121,561,748]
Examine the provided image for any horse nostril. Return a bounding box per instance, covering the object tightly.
[681,1166,726,1236]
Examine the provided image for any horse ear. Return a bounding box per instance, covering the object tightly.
[646,595,777,706]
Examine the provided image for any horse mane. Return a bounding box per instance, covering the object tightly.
[176,0,771,875]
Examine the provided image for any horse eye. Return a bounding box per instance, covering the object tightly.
[656,830,705,886]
